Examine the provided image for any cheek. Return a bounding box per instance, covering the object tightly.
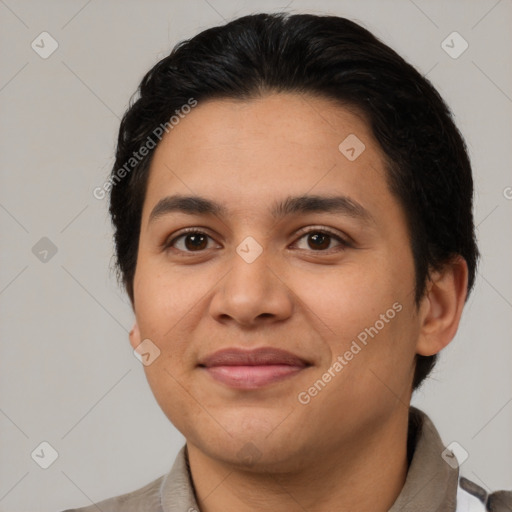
[133,254,209,337]
[291,261,417,393]
[290,261,402,340]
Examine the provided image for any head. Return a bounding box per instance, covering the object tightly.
[108,13,478,468]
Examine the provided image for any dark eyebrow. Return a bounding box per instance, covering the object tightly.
[148,194,374,225]
[272,194,373,223]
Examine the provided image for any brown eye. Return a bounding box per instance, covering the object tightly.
[165,230,215,252]
[182,233,208,251]
[293,228,349,252]
[307,232,331,250]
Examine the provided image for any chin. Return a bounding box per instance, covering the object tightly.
[189,422,312,473]
[207,439,307,473]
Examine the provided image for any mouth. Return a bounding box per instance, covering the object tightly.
[198,347,312,389]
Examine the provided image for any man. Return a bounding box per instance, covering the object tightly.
[64,12,511,512]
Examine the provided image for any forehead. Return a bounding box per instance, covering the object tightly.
[142,93,392,221]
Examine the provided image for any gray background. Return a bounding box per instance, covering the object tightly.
[0,0,511,510]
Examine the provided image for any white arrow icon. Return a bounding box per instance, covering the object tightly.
[31,441,58,469]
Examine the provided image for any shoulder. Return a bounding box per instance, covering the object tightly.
[456,476,512,512]
[59,474,165,512]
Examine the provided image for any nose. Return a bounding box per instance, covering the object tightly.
[208,243,294,328]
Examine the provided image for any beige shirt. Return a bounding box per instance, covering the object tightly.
[61,407,511,512]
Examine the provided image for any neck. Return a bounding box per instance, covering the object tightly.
[186,408,411,512]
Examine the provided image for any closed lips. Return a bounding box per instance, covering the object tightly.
[198,347,311,367]
[198,348,312,390]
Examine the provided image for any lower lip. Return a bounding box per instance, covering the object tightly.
[203,365,306,389]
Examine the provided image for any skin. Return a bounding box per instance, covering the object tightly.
[129,93,468,512]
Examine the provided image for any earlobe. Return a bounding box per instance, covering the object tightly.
[416,256,469,357]
[129,322,141,349]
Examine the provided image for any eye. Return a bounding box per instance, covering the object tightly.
[292,227,350,252]
[164,229,218,253]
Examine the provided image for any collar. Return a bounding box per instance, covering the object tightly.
[159,406,459,511]
[389,406,459,512]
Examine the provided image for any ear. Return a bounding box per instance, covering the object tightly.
[129,322,142,350]
[416,256,469,357]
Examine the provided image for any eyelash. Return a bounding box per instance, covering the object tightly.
[162,226,351,255]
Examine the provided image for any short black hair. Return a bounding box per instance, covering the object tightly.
[108,12,479,391]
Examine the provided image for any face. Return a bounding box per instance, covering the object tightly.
[130,93,421,471]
